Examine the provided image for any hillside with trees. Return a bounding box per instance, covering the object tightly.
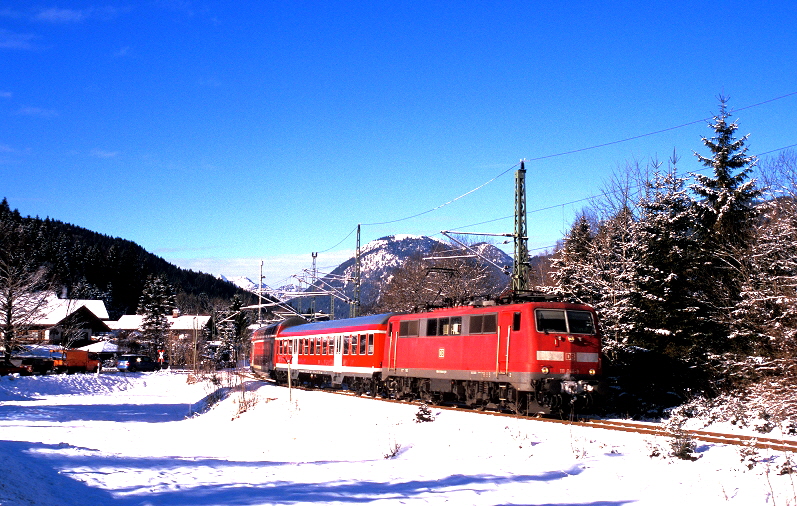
[0,200,252,319]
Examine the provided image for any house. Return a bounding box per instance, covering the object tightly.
[109,312,211,341]
[17,292,111,348]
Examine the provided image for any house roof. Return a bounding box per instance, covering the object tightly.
[35,292,110,326]
[109,314,211,332]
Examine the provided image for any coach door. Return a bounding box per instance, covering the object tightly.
[387,322,397,372]
[333,335,343,369]
[497,311,519,376]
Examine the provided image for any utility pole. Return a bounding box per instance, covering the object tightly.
[310,252,317,321]
[258,260,263,325]
[512,160,530,292]
[350,224,361,318]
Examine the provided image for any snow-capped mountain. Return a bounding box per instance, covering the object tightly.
[222,235,514,315]
[220,275,260,293]
[293,234,513,315]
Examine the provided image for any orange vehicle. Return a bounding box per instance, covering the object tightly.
[50,349,101,373]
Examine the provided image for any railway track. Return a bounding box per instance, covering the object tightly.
[240,372,797,454]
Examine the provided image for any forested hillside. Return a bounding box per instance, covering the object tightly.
[0,199,249,318]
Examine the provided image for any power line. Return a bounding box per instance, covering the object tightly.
[315,90,797,254]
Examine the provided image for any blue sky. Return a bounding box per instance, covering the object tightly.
[2,1,796,287]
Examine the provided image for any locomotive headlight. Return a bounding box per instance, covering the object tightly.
[589,368,596,376]
[568,336,575,343]
[541,366,550,375]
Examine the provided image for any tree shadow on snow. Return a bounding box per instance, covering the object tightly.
[0,442,635,505]
[0,402,194,423]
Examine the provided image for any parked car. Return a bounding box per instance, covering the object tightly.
[0,362,33,376]
[116,354,160,372]
[49,349,101,373]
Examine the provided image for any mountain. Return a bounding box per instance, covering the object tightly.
[220,275,260,293]
[288,235,514,316]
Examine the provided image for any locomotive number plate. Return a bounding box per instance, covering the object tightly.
[438,348,445,358]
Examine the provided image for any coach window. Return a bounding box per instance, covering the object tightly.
[352,334,359,355]
[368,333,374,355]
[359,334,367,354]
[343,335,350,355]
[310,338,316,355]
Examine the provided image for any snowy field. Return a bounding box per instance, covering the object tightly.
[1,371,796,505]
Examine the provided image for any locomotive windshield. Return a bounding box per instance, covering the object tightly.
[536,309,596,335]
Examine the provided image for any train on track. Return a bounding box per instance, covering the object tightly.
[251,294,606,414]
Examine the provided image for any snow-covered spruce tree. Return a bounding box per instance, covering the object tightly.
[628,159,703,358]
[732,150,797,356]
[550,214,601,305]
[690,96,761,354]
[551,205,639,355]
[136,275,176,358]
[590,205,638,352]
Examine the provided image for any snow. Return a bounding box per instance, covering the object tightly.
[1,372,796,505]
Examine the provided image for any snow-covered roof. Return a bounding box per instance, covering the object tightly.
[34,292,110,325]
[109,314,210,332]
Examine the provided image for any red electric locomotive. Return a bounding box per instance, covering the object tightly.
[383,298,603,413]
[251,296,605,414]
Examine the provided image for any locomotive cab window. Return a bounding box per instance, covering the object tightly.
[536,309,596,335]
[567,310,596,334]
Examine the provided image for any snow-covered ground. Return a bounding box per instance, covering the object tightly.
[1,371,796,505]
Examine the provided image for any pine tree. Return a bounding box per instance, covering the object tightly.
[629,161,702,357]
[136,275,176,358]
[690,96,761,352]
[550,214,601,305]
[733,151,797,355]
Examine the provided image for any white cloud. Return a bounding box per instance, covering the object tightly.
[90,149,119,158]
[0,29,37,50]
[35,8,86,23]
[15,106,58,118]
[113,46,131,58]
